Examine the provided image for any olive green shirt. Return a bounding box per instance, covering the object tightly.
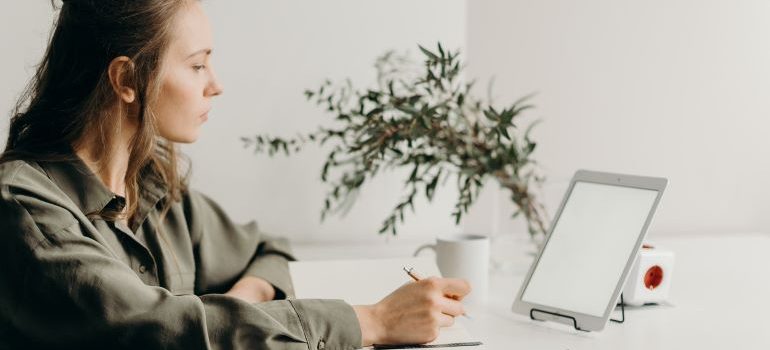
[0,155,362,349]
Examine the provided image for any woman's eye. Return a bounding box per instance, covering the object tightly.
[193,64,206,71]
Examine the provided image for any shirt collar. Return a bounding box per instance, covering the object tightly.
[39,149,170,226]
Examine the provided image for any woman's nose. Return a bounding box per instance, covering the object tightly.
[206,69,224,97]
[209,80,223,97]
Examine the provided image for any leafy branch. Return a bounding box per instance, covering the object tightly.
[242,43,549,238]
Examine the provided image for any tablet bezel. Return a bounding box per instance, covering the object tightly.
[511,169,667,331]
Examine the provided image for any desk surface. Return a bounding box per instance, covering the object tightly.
[293,232,770,349]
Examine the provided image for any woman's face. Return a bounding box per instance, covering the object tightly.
[154,1,223,143]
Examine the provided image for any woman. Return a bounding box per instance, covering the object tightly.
[0,0,470,349]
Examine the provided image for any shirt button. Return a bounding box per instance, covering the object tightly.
[138,265,148,274]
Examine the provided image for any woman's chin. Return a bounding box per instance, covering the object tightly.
[162,131,200,144]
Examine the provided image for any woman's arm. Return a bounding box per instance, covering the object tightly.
[181,189,472,345]
[0,181,361,349]
[225,275,276,303]
[183,190,295,299]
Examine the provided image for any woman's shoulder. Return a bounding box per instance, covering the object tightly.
[0,159,79,236]
[0,158,49,189]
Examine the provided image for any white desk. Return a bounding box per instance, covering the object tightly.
[293,233,770,349]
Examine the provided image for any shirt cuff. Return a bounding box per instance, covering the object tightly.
[288,299,363,350]
[244,253,295,299]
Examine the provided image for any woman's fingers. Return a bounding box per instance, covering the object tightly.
[437,312,455,328]
[419,277,470,316]
[439,297,466,318]
[437,277,472,300]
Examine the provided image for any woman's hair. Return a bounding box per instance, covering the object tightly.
[2,0,194,225]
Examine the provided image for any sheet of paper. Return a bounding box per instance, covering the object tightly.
[289,257,480,348]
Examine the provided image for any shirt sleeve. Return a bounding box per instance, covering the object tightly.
[183,189,295,298]
[0,185,363,349]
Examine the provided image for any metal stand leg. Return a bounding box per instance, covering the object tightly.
[610,293,625,323]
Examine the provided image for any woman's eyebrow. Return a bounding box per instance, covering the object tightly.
[186,48,212,59]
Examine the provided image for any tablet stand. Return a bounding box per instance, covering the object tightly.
[610,293,626,324]
[529,293,626,332]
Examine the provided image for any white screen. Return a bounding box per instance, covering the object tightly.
[521,181,659,317]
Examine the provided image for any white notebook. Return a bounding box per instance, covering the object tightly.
[289,257,481,349]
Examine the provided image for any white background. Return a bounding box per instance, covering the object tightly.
[1,1,768,244]
[466,0,770,238]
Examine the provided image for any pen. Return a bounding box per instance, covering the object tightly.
[403,267,472,319]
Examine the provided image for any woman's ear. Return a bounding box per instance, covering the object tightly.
[107,56,136,104]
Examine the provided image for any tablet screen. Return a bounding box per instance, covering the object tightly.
[521,181,659,317]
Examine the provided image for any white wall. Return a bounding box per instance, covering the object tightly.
[0,2,55,138]
[465,0,770,237]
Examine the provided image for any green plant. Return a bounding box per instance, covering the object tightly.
[242,43,549,238]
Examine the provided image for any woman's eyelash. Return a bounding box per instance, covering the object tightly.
[193,64,206,71]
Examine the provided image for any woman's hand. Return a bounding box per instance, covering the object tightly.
[353,277,471,346]
[225,276,276,303]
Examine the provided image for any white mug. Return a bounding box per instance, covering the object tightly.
[414,234,490,304]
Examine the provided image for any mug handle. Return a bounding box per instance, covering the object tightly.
[413,244,436,257]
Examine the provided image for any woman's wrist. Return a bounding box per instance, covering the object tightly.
[352,304,385,346]
[225,276,276,303]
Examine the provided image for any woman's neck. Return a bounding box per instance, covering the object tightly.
[74,117,138,197]
[76,146,130,197]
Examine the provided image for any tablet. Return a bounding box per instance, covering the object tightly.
[511,170,667,332]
